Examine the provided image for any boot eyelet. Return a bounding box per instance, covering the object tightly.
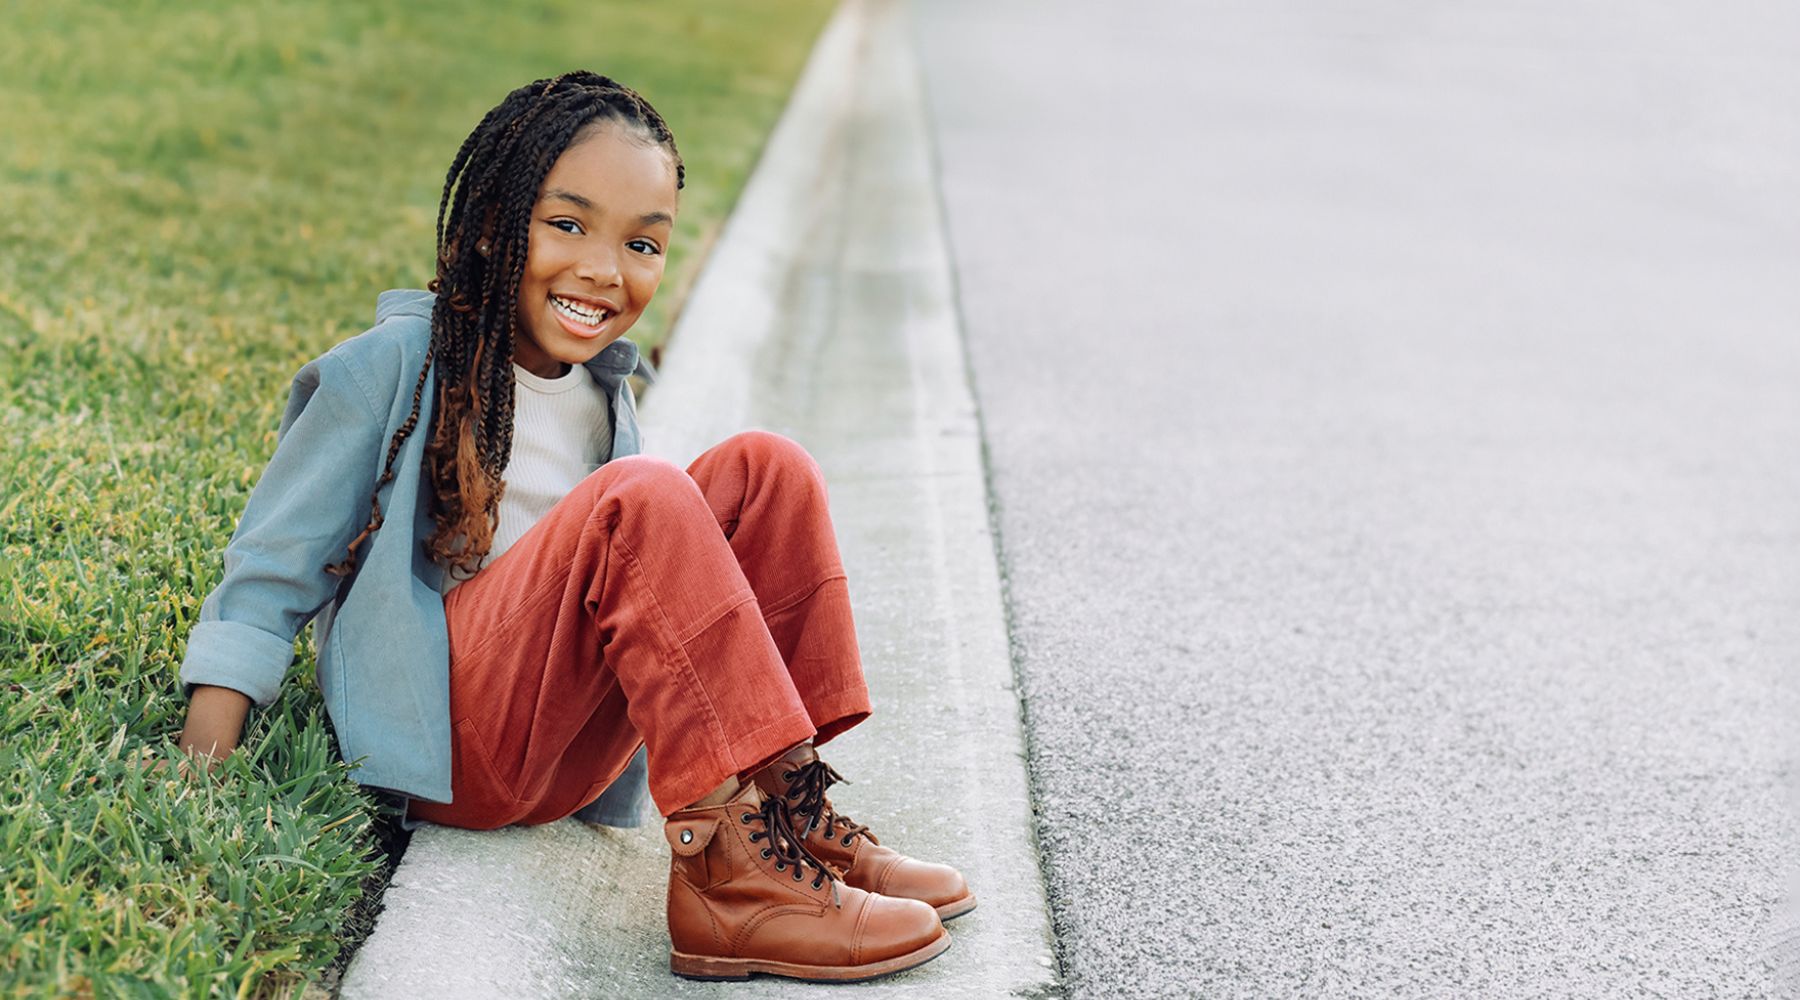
[740,813,755,823]
[793,870,804,882]
[774,861,786,871]
[782,770,796,780]
[761,848,772,859]
[841,835,853,846]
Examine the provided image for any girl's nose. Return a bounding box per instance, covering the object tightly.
[575,247,623,287]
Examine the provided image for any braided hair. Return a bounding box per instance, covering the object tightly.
[326,71,684,580]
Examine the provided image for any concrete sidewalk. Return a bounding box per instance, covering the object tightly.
[339,1,1059,995]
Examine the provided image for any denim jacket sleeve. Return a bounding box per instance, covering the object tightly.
[179,351,385,706]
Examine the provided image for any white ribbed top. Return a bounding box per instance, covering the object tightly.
[443,362,613,593]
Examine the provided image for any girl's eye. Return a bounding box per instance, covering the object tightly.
[628,239,662,256]
[548,218,584,235]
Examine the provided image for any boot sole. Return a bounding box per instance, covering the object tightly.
[671,928,951,983]
[935,892,978,922]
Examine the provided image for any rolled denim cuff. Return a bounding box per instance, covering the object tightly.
[571,745,650,828]
[179,619,294,707]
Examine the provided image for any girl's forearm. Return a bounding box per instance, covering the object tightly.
[178,685,251,763]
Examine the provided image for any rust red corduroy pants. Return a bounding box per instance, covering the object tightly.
[407,430,872,830]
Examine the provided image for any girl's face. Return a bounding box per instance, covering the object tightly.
[511,124,679,378]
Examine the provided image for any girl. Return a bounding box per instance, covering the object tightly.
[173,72,971,984]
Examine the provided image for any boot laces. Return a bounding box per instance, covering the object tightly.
[783,759,877,847]
[741,792,842,904]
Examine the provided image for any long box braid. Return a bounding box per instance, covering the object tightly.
[325,71,684,581]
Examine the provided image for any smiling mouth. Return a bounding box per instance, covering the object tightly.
[551,294,613,327]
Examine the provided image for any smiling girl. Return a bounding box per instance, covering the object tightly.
[172,72,969,984]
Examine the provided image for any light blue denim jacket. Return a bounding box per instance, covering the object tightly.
[179,288,652,828]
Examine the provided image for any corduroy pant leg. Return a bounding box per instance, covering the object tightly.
[684,431,872,746]
[411,451,813,829]
[409,433,870,830]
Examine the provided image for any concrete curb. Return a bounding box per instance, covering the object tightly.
[339,0,1059,996]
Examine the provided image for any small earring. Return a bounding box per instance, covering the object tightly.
[476,240,491,256]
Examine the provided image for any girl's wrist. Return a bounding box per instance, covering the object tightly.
[179,685,251,761]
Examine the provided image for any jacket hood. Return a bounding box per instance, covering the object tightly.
[373,288,656,385]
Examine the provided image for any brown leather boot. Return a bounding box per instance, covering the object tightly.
[753,745,977,921]
[664,781,950,982]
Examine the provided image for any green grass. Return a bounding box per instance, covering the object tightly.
[0,0,836,994]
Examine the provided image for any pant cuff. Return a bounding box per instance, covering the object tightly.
[653,711,816,816]
[806,686,873,747]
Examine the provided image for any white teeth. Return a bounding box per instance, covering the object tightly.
[552,295,609,326]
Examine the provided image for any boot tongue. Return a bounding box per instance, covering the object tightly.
[728,779,765,806]
[752,743,818,797]
[751,768,787,798]
[756,754,859,843]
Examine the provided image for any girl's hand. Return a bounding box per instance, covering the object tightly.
[172,684,252,772]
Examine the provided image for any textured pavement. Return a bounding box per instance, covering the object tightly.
[341,1,1057,995]
[908,0,1800,996]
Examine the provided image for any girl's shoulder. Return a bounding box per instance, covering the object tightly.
[309,289,436,405]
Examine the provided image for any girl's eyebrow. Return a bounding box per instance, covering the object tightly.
[543,188,596,211]
[543,188,672,228]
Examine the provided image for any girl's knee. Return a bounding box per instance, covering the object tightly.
[723,430,820,478]
[583,453,697,505]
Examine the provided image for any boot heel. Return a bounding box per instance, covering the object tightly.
[670,952,753,981]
